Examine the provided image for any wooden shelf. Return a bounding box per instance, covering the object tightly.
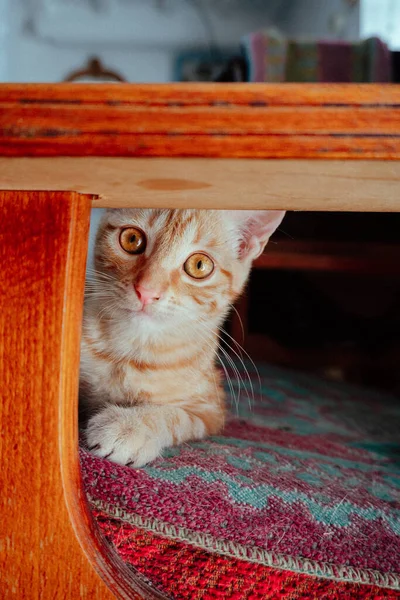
[2,83,400,599]
[1,157,400,212]
[1,83,400,160]
[257,240,400,274]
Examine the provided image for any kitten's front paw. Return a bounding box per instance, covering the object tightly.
[86,405,163,468]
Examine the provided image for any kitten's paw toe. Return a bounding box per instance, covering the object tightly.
[86,405,162,467]
[125,439,161,468]
[85,431,119,461]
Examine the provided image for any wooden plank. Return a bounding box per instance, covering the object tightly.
[0,190,165,600]
[0,157,399,211]
[256,240,400,274]
[2,134,400,159]
[1,84,400,159]
[2,104,399,135]
[2,83,399,599]
[1,83,400,106]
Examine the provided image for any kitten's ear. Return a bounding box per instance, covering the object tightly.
[233,210,285,261]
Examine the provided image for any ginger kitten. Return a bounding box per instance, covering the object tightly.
[81,208,284,467]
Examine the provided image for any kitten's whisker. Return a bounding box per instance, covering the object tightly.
[190,327,236,413]
[84,281,120,292]
[200,322,253,411]
[174,305,248,413]
[191,320,241,414]
[191,302,260,406]
[216,339,246,406]
[218,345,242,415]
[84,290,117,297]
[156,304,257,411]
[196,353,221,410]
[85,282,123,291]
[96,298,121,321]
[184,311,251,408]
[230,304,245,346]
[86,267,118,280]
[219,325,262,405]
[218,337,254,411]
[215,353,237,415]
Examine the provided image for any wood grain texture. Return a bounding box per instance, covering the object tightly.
[1,83,400,599]
[1,157,399,212]
[0,191,165,599]
[1,82,400,105]
[1,83,400,159]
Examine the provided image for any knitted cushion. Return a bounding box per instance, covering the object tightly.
[94,510,399,599]
[81,364,400,596]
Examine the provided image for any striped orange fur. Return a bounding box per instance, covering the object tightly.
[81,208,284,467]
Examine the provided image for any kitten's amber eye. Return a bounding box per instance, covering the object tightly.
[184,253,214,280]
[119,227,147,255]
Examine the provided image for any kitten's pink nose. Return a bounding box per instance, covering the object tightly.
[134,284,161,306]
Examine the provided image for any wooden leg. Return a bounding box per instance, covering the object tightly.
[0,192,162,599]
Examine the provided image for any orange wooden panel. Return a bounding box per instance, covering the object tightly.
[1,83,400,158]
[1,82,400,105]
[2,133,400,159]
[0,190,164,599]
[2,104,399,134]
[1,82,399,599]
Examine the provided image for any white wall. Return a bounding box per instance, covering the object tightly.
[3,0,359,84]
[361,0,400,49]
[0,0,10,80]
[4,0,277,83]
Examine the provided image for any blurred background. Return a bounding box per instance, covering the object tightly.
[1,0,399,84]
[3,0,400,395]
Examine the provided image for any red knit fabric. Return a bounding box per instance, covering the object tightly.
[95,511,399,599]
[83,365,400,597]
[81,363,400,585]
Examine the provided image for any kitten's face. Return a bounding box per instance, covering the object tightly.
[90,208,284,339]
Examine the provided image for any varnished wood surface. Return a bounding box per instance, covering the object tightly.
[1,157,399,211]
[3,82,399,104]
[1,83,400,599]
[0,191,166,599]
[1,83,400,158]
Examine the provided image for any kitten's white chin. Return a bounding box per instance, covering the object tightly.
[128,306,169,332]
[117,302,193,338]
[132,309,155,322]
